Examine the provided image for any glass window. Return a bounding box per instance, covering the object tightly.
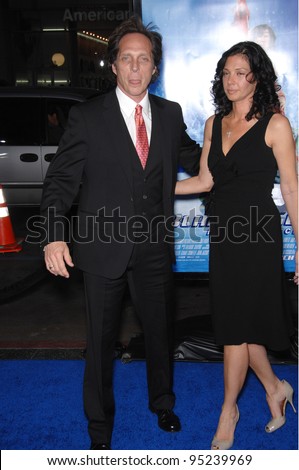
[44,98,78,145]
[0,98,41,145]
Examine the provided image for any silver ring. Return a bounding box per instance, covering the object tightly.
[49,265,54,269]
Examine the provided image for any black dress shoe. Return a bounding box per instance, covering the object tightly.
[156,409,181,432]
[90,443,111,450]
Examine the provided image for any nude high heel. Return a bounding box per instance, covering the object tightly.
[265,380,297,433]
[211,405,239,450]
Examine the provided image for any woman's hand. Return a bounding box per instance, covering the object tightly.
[294,249,298,285]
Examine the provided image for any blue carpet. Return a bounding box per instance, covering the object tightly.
[0,360,297,450]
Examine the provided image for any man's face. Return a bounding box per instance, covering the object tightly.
[112,32,156,102]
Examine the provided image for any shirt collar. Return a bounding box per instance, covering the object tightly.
[115,87,151,119]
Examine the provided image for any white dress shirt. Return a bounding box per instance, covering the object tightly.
[115,86,152,146]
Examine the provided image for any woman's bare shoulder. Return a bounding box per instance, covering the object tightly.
[269,112,291,132]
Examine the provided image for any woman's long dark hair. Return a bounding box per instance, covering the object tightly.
[211,41,281,120]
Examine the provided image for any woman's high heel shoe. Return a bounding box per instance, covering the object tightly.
[265,380,297,433]
[211,405,239,450]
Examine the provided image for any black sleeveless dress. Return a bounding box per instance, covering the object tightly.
[207,113,294,351]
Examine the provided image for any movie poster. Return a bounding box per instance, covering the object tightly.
[142,0,298,273]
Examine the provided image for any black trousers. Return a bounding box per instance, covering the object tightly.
[83,241,175,445]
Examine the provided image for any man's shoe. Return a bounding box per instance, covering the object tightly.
[90,443,111,450]
[156,409,181,432]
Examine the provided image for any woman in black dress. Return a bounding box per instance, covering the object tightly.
[175,41,298,450]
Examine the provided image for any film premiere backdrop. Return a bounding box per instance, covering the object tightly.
[139,0,298,275]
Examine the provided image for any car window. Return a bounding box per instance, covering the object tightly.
[44,98,78,145]
[0,97,41,145]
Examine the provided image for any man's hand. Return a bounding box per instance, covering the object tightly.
[43,241,74,278]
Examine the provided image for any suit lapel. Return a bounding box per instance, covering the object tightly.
[102,91,134,190]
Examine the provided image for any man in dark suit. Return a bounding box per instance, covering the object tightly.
[41,16,201,450]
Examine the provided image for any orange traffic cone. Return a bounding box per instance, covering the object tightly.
[0,185,22,253]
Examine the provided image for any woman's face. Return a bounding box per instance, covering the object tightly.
[222,53,256,103]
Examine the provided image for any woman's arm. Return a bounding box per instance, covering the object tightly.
[267,113,298,283]
[175,116,214,195]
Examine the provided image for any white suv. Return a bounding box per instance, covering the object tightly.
[0,87,101,205]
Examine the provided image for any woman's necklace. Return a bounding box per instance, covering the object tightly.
[225,115,248,138]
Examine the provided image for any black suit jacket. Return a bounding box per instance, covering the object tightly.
[40,90,201,278]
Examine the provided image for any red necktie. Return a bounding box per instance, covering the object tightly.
[135,104,149,169]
